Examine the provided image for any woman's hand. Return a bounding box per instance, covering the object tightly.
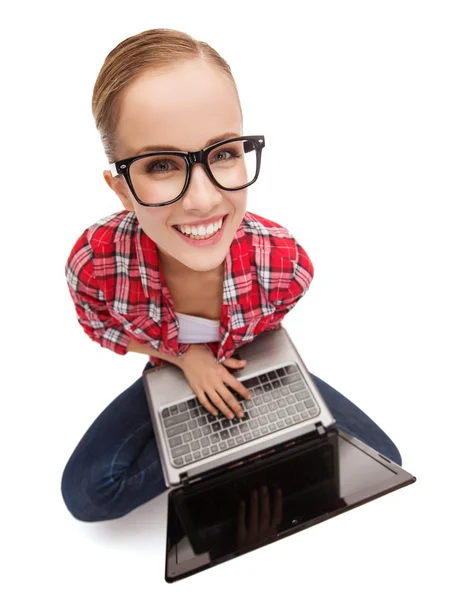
[236,485,283,549]
[178,344,252,419]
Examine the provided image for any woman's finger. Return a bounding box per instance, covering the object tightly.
[259,485,270,531]
[215,383,244,418]
[194,388,218,417]
[204,386,235,419]
[225,372,252,403]
[249,489,259,539]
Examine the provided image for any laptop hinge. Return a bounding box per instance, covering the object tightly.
[179,422,327,488]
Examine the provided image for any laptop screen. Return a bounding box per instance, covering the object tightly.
[165,427,415,582]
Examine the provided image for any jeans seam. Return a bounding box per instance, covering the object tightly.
[109,420,162,484]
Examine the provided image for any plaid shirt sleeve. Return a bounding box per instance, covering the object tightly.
[65,231,132,355]
[267,241,314,331]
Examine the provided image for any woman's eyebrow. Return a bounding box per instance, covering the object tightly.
[134,132,239,156]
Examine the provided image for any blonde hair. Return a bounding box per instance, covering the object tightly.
[92,28,242,163]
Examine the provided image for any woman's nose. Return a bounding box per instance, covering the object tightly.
[181,164,223,212]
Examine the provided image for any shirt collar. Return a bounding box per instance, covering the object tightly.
[134,213,252,305]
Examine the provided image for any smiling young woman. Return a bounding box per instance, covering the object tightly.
[61,28,402,523]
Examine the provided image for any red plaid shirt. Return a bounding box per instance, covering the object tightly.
[65,210,314,368]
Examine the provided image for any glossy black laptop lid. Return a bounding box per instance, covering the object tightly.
[165,426,416,583]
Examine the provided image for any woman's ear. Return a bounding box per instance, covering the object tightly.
[103,170,135,211]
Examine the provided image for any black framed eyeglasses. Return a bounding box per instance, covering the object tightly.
[108,135,265,207]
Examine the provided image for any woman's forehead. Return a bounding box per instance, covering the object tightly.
[115,60,242,156]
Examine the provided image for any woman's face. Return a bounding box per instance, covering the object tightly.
[103,59,246,276]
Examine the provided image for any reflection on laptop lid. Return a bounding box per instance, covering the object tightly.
[165,427,415,582]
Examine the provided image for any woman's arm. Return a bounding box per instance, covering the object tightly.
[126,339,182,367]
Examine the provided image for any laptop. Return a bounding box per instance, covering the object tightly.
[143,326,416,583]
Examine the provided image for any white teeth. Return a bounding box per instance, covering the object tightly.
[177,217,223,237]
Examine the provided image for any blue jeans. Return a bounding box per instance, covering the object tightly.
[61,363,402,522]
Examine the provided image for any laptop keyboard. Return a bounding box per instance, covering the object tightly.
[161,364,320,468]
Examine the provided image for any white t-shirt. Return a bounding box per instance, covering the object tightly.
[175,312,220,344]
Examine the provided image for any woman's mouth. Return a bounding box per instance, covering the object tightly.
[172,215,228,247]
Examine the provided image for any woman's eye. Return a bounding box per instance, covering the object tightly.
[211,148,241,163]
[147,160,175,173]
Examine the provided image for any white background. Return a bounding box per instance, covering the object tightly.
[1,0,454,598]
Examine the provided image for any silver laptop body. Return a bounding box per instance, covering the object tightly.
[143,326,335,487]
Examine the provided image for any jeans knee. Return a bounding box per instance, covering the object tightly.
[60,457,123,523]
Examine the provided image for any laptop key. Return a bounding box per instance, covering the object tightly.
[286,396,296,404]
[219,441,228,450]
[164,413,189,428]
[269,401,278,411]
[197,416,206,427]
[269,424,277,431]
[190,409,199,418]
[183,432,192,443]
[179,403,188,413]
[264,383,272,392]
[220,430,230,440]
[210,433,220,443]
[240,423,249,433]
[295,390,310,401]
[191,441,201,451]
[305,399,315,408]
[259,416,268,425]
[227,439,235,447]
[188,420,197,430]
[309,408,318,416]
[261,426,269,434]
[272,390,281,400]
[286,405,297,415]
[244,377,260,388]
[249,419,260,430]
[193,451,201,459]
[285,365,297,373]
[169,435,182,448]
[244,433,252,441]
[202,448,210,456]
[296,402,305,412]
[253,397,264,407]
[210,445,218,454]
[277,367,286,377]
[193,429,202,439]
[162,408,170,418]
[175,457,184,466]
[249,408,260,418]
[201,437,210,448]
[290,381,305,392]
[207,414,216,422]
[259,374,269,383]
[236,436,243,444]
[167,423,187,438]
[282,374,300,385]
[278,409,287,418]
[259,406,268,415]
[212,422,221,432]
[277,398,287,408]
[252,430,261,438]
[285,417,293,425]
[171,444,190,458]
[281,387,290,396]
[170,406,179,416]
[188,399,197,409]
[293,414,300,422]
[268,413,278,422]
[272,380,281,389]
[202,425,211,436]
[277,420,285,428]
[221,419,231,428]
